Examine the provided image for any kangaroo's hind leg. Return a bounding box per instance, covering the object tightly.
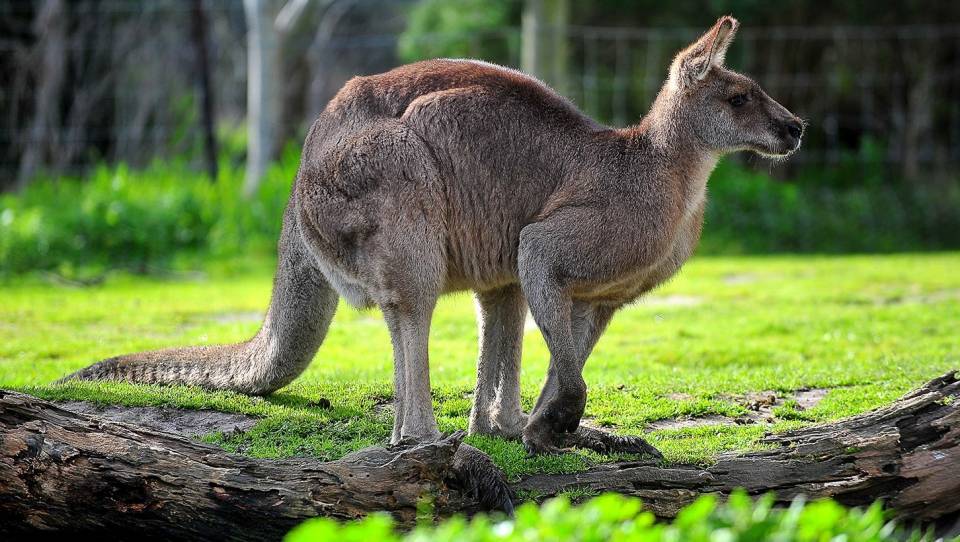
[533,302,662,457]
[381,294,441,443]
[372,219,514,512]
[468,284,527,439]
[368,210,444,443]
[315,119,513,510]
[383,310,407,444]
[517,210,661,456]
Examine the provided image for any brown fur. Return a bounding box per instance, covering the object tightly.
[64,16,801,456]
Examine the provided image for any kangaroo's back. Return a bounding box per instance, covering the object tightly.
[296,59,612,293]
[317,59,599,130]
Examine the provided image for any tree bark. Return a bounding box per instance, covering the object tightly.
[243,0,281,197]
[1,371,958,539]
[0,390,476,539]
[191,0,219,182]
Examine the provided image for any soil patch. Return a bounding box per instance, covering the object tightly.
[647,387,830,431]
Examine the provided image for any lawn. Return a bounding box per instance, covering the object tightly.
[1,253,957,481]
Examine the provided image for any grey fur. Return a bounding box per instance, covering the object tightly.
[63,16,800,456]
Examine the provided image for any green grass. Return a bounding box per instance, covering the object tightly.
[1,253,957,480]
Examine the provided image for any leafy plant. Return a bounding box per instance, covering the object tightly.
[397,0,519,64]
[285,491,942,542]
[0,144,301,277]
[704,162,960,254]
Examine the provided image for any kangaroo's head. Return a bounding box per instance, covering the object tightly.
[655,16,803,158]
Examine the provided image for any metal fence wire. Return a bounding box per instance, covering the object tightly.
[2,0,958,187]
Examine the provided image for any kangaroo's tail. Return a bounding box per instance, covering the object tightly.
[58,200,338,396]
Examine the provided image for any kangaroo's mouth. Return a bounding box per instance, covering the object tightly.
[756,147,798,160]
[754,137,801,160]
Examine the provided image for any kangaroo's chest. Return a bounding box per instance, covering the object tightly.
[644,203,705,287]
[623,168,711,301]
[572,195,706,306]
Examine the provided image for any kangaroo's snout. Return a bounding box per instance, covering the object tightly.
[785,119,803,140]
[780,118,804,151]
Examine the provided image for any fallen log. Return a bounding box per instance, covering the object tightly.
[1,371,958,539]
[518,371,960,520]
[0,390,479,540]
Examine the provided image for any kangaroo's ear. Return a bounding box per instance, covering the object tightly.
[670,16,739,90]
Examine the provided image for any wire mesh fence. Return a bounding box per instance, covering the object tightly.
[2,0,958,187]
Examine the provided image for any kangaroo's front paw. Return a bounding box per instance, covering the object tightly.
[541,387,588,435]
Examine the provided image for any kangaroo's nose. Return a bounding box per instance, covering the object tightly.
[785,119,803,139]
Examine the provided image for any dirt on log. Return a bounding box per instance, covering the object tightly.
[1,371,958,539]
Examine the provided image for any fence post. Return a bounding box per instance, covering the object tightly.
[521,0,569,95]
[243,0,280,198]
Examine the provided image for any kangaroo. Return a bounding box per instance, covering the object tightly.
[64,15,800,482]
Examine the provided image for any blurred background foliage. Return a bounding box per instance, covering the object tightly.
[1,0,958,277]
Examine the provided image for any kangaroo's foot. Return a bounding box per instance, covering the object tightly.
[468,405,526,441]
[563,425,663,458]
[522,421,662,457]
[391,416,444,447]
[473,411,661,458]
[472,402,573,454]
[521,387,586,454]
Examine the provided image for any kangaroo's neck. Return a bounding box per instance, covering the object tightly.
[621,92,720,209]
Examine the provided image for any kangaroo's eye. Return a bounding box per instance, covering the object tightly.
[728,94,749,107]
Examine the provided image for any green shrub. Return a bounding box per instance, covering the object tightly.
[285,492,940,542]
[397,0,518,64]
[0,145,301,276]
[704,162,960,254]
